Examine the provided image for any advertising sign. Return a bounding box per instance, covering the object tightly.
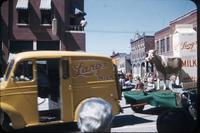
[172,24,197,83]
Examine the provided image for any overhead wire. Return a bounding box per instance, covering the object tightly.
[85,29,156,34]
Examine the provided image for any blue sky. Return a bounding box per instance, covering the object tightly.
[84,0,196,56]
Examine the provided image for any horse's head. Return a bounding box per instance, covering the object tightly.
[145,49,157,62]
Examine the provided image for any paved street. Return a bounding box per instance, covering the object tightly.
[111,95,159,132]
[14,96,162,132]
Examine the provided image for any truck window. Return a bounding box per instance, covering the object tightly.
[14,60,33,81]
[5,59,14,81]
[62,60,69,79]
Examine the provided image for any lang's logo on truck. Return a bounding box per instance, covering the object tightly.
[73,62,105,77]
[72,60,107,77]
[72,59,114,81]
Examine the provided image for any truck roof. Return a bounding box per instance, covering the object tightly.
[12,51,111,61]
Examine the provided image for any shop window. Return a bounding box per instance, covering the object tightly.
[10,41,33,53]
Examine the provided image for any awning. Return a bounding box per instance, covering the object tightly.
[75,8,84,15]
[74,8,86,16]
[16,0,29,9]
[40,0,52,10]
[71,3,86,16]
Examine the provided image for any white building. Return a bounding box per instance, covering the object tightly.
[111,52,132,74]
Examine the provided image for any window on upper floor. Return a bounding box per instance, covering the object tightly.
[40,0,52,25]
[160,39,165,53]
[69,2,86,31]
[16,0,29,25]
[18,10,29,24]
[156,41,159,53]
[166,37,170,51]
[41,10,52,25]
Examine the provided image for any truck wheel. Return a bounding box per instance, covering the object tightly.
[130,104,144,113]
[1,112,13,131]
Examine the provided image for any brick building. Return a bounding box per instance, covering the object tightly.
[129,10,197,80]
[153,9,197,84]
[0,0,86,76]
[155,9,197,56]
[130,33,155,78]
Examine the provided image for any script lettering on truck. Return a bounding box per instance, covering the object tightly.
[73,62,105,77]
[72,59,114,81]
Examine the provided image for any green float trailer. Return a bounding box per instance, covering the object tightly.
[123,89,197,113]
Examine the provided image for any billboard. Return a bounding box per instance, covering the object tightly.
[172,24,197,83]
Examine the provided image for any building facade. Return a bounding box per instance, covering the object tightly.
[111,52,132,74]
[130,33,155,78]
[0,0,86,76]
[155,9,197,56]
[154,9,197,84]
[129,9,197,82]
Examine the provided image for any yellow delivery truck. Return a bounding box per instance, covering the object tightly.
[0,51,121,131]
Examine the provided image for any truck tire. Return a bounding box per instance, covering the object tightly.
[1,112,13,131]
[130,104,144,113]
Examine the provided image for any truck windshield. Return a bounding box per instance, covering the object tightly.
[5,59,14,81]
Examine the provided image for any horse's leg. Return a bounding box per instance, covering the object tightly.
[156,78,160,90]
[156,72,160,90]
[163,74,166,90]
[176,72,181,85]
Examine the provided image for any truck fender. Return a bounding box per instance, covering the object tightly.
[0,102,26,129]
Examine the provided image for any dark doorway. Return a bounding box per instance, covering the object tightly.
[37,59,60,122]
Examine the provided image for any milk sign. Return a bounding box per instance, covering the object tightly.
[173,24,197,83]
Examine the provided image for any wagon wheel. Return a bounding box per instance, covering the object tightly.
[130,103,145,113]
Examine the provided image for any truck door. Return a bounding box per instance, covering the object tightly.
[10,60,39,124]
[60,58,73,121]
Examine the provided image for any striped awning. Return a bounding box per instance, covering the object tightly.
[40,0,52,10]
[75,8,84,15]
[70,3,86,16]
[16,0,29,9]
